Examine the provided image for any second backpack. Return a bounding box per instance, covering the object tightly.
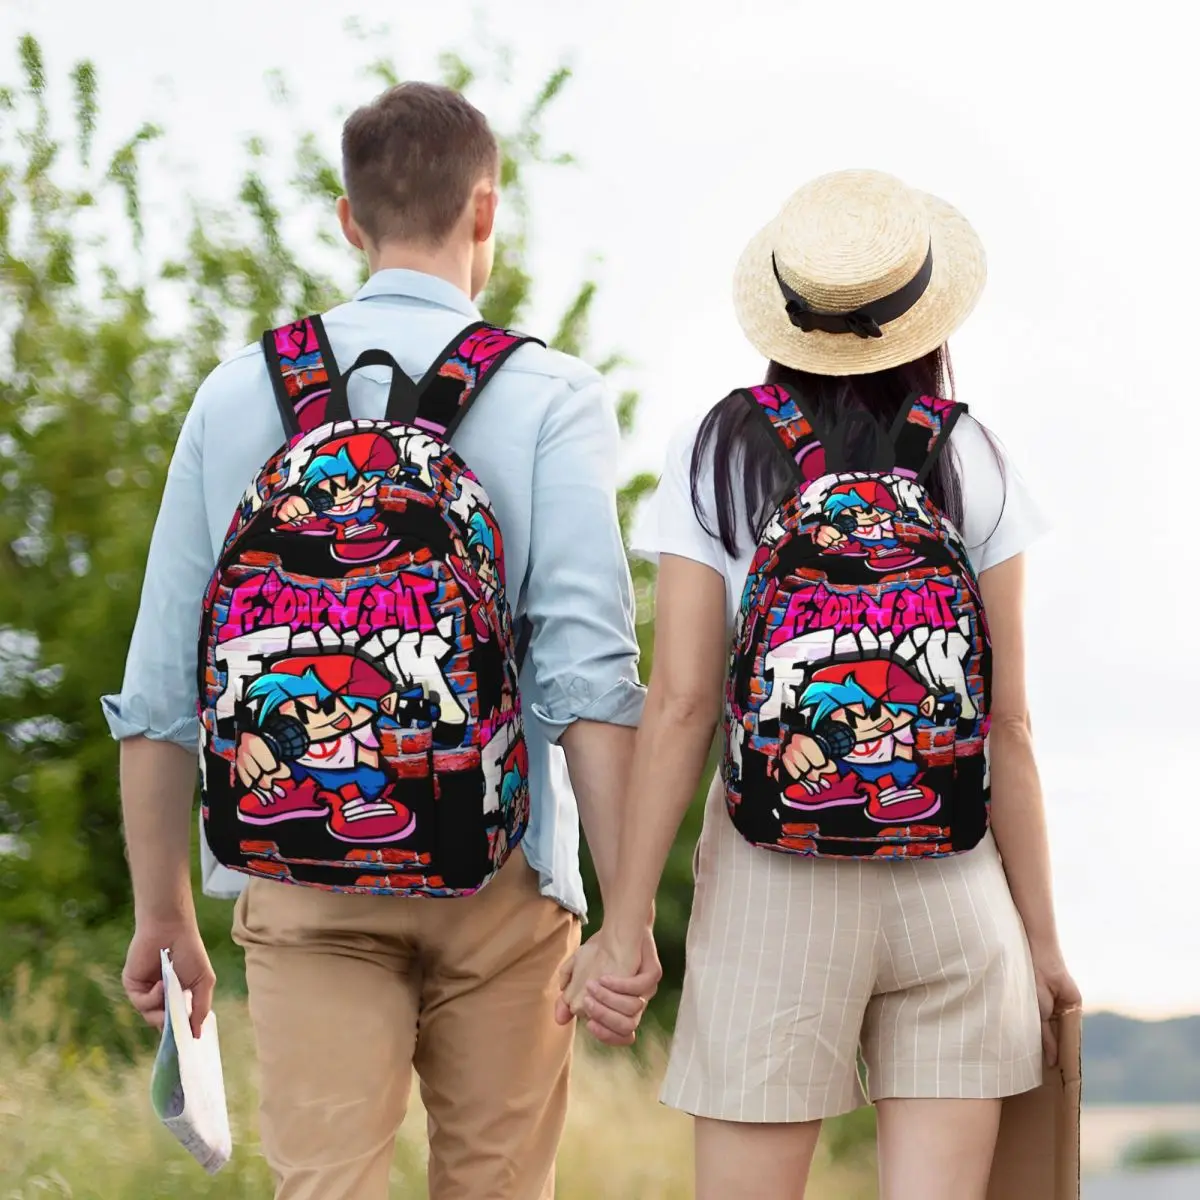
[724,384,992,860]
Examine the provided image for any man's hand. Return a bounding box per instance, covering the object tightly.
[815,524,846,548]
[123,920,215,1040]
[555,926,661,1047]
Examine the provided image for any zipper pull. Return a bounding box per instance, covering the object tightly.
[421,685,440,789]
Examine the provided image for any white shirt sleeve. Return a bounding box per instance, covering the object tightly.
[630,419,725,576]
[952,413,1049,574]
[100,386,217,748]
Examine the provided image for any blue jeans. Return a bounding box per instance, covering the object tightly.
[846,757,919,787]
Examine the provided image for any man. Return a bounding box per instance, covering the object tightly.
[104,81,659,1200]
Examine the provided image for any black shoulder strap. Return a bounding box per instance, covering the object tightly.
[514,617,532,673]
[890,393,968,483]
[262,315,349,439]
[263,316,544,441]
[736,383,836,486]
[405,322,543,438]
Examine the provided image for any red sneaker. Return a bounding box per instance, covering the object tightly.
[866,545,923,572]
[864,780,940,824]
[330,532,401,564]
[325,784,416,844]
[238,775,330,825]
[782,770,865,810]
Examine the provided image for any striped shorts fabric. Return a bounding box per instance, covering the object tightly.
[661,778,1044,1123]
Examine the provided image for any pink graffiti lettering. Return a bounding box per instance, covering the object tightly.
[769,581,959,648]
[220,572,438,641]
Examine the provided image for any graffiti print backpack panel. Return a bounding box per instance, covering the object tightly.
[198,316,538,895]
[724,384,992,860]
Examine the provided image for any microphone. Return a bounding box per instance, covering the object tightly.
[811,720,857,760]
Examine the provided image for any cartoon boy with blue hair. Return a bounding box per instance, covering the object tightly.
[465,509,501,592]
[275,431,404,564]
[780,658,941,824]
[235,651,429,843]
[446,508,504,646]
[814,478,921,571]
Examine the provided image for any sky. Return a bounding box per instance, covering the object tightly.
[3,0,1198,1017]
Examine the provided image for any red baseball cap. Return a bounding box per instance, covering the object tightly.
[270,653,394,701]
[809,658,927,708]
[315,431,399,474]
[827,478,898,512]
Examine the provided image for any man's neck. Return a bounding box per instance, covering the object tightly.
[367,241,473,300]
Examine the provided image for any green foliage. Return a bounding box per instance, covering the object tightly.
[1121,1131,1200,1169]
[822,1105,878,1165]
[0,32,683,1048]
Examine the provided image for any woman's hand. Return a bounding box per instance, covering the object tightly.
[555,926,660,1046]
[1030,944,1081,1066]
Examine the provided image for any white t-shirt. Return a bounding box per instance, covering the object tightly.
[297,723,379,771]
[633,409,1047,622]
[846,723,915,765]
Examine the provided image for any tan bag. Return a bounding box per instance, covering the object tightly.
[987,1007,1082,1200]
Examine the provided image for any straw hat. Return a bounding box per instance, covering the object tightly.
[732,169,986,376]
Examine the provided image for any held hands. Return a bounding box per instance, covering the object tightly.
[555,926,661,1047]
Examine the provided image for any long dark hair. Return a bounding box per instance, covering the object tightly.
[690,345,1001,556]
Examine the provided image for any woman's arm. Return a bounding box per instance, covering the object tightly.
[980,554,1057,945]
[559,553,728,1016]
[980,552,1081,1061]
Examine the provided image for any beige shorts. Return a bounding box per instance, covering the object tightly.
[661,779,1043,1123]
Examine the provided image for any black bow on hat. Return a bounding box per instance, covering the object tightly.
[770,248,934,341]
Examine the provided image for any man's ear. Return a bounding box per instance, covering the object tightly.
[473,180,498,245]
[337,196,366,251]
[380,693,399,717]
[919,695,938,718]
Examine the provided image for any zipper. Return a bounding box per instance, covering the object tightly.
[421,684,440,794]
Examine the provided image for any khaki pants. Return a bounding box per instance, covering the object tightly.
[232,847,581,1200]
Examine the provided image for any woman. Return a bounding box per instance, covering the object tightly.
[560,170,1080,1200]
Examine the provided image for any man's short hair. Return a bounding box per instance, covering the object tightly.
[341,82,499,246]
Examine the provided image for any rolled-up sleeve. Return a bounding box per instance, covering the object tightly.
[523,374,646,742]
[100,392,215,751]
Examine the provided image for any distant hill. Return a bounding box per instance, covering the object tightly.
[1085,1013,1200,1104]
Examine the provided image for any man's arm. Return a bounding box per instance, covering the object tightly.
[104,398,218,1037]
[521,370,658,1041]
[120,739,214,1039]
[522,370,646,907]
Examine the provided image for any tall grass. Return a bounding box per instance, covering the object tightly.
[0,967,877,1198]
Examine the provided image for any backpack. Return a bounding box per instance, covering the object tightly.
[197,316,540,895]
[723,384,991,860]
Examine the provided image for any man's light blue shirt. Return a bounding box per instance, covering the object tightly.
[101,269,645,917]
